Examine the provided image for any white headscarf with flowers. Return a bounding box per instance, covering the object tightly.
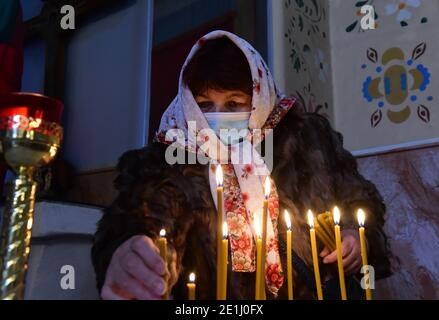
[156,30,296,296]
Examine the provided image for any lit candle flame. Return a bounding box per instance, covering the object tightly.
[255,215,261,238]
[284,210,292,230]
[264,176,271,198]
[222,221,228,238]
[216,165,223,187]
[307,210,315,228]
[159,229,166,237]
[333,206,341,225]
[357,209,365,227]
[189,272,196,283]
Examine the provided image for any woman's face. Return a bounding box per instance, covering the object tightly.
[195,89,252,113]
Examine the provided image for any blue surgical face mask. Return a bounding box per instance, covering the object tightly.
[204,112,251,145]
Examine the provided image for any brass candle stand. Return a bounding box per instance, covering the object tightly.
[0,93,63,300]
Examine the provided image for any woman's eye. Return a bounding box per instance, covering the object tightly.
[226,101,248,109]
[198,102,212,109]
[227,101,242,107]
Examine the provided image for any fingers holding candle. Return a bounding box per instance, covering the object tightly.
[322,235,353,263]
[340,230,362,272]
[130,235,166,275]
[322,234,362,273]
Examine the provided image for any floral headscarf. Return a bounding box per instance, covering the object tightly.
[155,30,296,296]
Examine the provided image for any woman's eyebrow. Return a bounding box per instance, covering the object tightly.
[227,93,247,99]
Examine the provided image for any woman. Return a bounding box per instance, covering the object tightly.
[92,31,391,300]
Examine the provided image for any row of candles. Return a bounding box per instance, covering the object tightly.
[157,165,373,300]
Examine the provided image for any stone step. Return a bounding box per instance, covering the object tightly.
[1,201,103,299]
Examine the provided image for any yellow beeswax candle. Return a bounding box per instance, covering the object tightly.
[216,165,223,299]
[315,223,335,252]
[219,222,229,300]
[317,212,335,242]
[158,229,168,300]
[325,212,335,229]
[187,272,196,300]
[259,177,271,300]
[333,206,347,300]
[357,209,372,300]
[284,210,294,300]
[307,210,323,300]
[255,216,263,300]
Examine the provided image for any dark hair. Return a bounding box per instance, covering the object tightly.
[183,37,253,97]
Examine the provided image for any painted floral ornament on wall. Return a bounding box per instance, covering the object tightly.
[385,0,428,27]
[346,0,428,32]
[283,0,330,117]
[361,42,433,127]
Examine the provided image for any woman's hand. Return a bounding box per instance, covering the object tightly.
[101,235,169,300]
[320,229,363,275]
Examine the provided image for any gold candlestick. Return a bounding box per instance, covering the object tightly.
[0,93,63,300]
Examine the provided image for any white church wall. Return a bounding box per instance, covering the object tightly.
[62,1,154,172]
[21,0,154,173]
[21,0,45,94]
[267,0,439,300]
[268,0,439,156]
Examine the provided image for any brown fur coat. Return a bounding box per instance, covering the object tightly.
[91,106,391,300]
